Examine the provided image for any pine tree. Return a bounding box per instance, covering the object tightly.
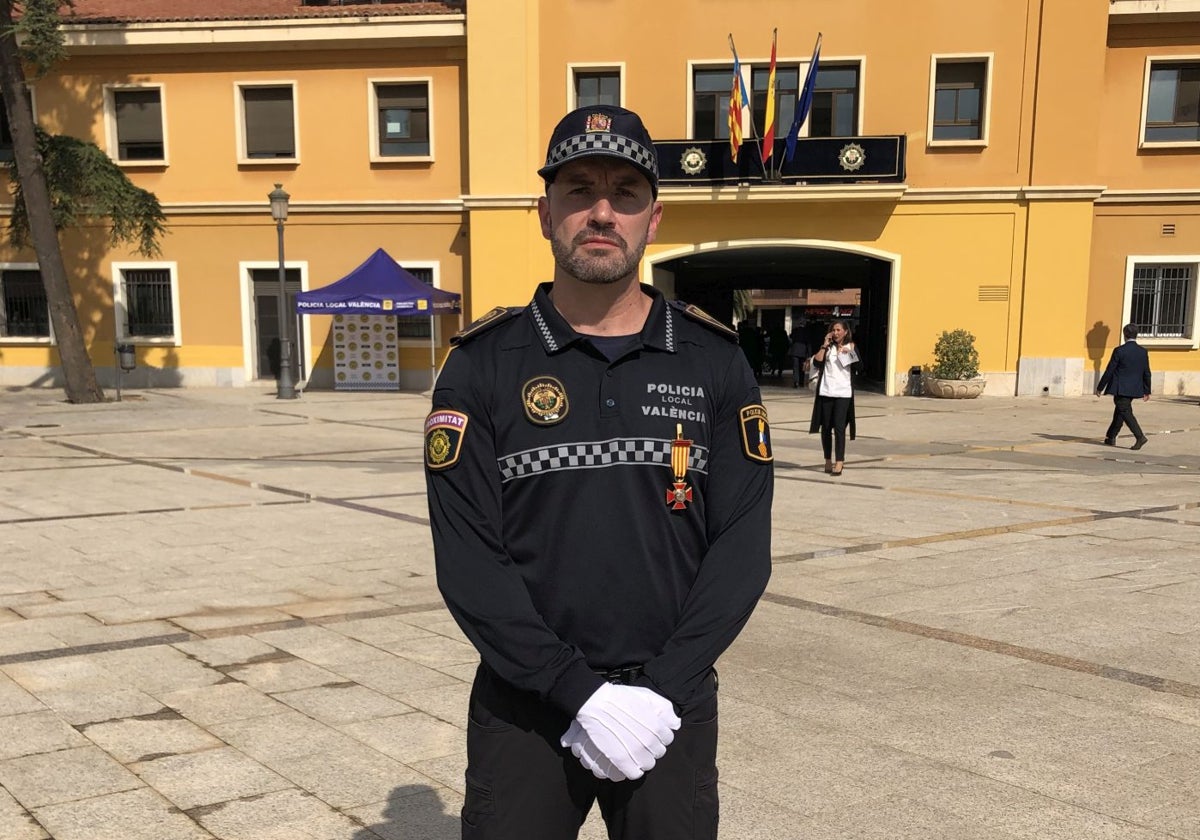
[0,0,166,403]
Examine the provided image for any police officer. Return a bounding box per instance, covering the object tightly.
[424,104,774,839]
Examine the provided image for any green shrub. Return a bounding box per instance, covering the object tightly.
[931,329,980,380]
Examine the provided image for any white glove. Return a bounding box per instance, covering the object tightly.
[561,720,626,781]
[566,682,682,780]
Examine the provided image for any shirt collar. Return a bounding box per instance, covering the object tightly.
[528,282,676,355]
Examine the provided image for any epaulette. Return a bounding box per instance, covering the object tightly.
[450,306,524,346]
[668,300,738,342]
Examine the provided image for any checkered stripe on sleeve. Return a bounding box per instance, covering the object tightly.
[497,437,709,483]
[544,133,659,178]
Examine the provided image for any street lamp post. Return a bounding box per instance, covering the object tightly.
[269,183,298,399]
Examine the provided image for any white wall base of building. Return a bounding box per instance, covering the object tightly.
[1017,357,1087,396]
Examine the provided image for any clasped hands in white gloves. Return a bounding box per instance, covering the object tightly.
[560,682,681,782]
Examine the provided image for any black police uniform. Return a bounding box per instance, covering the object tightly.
[425,282,773,839]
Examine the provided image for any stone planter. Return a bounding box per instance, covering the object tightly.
[924,376,987,399]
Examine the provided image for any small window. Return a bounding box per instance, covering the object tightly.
[0,267,49,339]
[114,262,180,342]
[395,265,438,342]
[752,66,799,139]
[109,87,165,162]
[575,70,621,108]
[238,84,297,161]
[693,66,734,140]
[931,57,990,144]
[370,80,431,159]
[1131,263,1193,338]
[1143,60,1200,144]
[810,64,860,137]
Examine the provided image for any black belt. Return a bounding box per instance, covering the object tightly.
[594,665,644,685]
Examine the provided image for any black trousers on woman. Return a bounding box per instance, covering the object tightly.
[462,664,719,840]
[815,395,852,461]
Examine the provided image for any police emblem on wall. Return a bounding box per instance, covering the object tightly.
[738,405,773,463]
[522,376,569,425]
[425,410,469,469]
[679,147,707,176]
[838,142,866,172]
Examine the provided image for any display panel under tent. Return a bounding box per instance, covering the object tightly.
[295,248,461,390]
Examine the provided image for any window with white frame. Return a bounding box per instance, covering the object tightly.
[395,264,439,342]
[106,85,166,163]
[238,83,297,161]
[573,69,621,108]
[0,266,49,339]
[370,79,431,159]
[1126,260,1197,342]
[693,66,735,140]
[810,63,861,137]
[930,56,991,144]
[1142,59,1200,145]
[113,262,180,342]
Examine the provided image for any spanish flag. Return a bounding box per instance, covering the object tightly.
[761,29,778,165]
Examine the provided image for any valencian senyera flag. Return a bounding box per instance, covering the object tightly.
[784,32,822,164]
[761,29,778,165]
[728,36,751,163]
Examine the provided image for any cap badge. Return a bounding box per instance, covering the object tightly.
[585,113,613,133]
[666,423,693,510]
[523,376,569,425]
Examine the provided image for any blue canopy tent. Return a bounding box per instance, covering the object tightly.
[296,248,462,389]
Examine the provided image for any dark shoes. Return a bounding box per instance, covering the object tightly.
[1102,438,1115,446]
[1132,437,1148,451]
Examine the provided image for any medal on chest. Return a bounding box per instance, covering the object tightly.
[666,423,693,510]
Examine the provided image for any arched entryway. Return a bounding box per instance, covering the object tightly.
[647,240,900,394]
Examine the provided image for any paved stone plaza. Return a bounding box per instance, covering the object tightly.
[1,384,1199,839]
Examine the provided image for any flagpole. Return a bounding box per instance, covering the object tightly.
[728,34,770,181]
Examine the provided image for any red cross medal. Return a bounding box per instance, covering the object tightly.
[666,424,693,510]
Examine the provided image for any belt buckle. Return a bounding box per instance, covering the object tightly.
[608,665,641,685]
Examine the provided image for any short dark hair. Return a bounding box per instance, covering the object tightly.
[1123,323,1138,340]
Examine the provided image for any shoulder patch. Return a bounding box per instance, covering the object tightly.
[450,306,524,346]
[739,404,773,463]
[425,410,468,470]
[668,300,738,342]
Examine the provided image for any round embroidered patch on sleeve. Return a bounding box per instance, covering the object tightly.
[425,410,469,469]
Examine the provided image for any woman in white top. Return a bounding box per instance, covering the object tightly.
[808,320,860,476]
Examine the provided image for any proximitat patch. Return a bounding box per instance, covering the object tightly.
[739,405,773,463]
[425,410,469,470]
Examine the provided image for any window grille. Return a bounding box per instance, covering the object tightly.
[1131,264,1192,338]
[122,268,174,337]
[396,267,435,339]
[0,269,49,338]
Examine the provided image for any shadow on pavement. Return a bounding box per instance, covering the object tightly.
[352,784,458,840]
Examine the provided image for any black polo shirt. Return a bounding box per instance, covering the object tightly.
[425,283,773,715]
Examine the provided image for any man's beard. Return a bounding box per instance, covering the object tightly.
[551,226,648,285]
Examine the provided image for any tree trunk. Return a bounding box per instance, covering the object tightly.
[0,2,103,402]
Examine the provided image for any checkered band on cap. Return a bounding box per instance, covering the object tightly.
[543,132,659,180]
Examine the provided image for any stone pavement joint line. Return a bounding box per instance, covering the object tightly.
[763,593,1200,700]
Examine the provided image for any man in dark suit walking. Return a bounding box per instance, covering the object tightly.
[1096,323,1151,450]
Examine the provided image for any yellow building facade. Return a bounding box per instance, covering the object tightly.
[0,0,1197,397]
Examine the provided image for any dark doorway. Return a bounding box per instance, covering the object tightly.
[252,268,303,382]
[659,245,892,389]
